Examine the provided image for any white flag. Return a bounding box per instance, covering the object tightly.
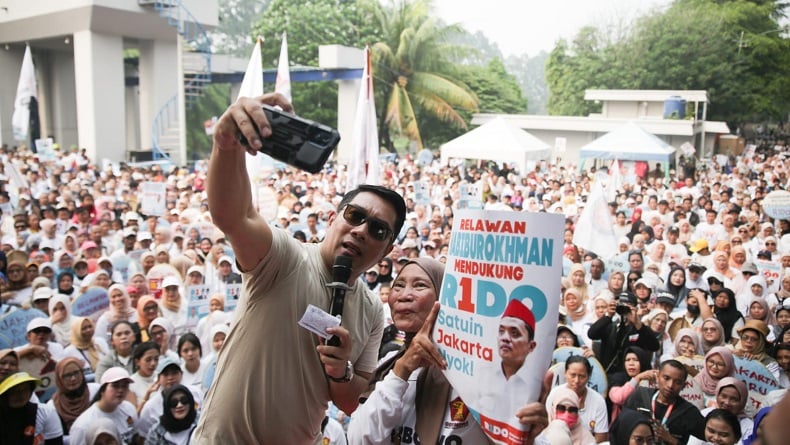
[345,46,380,190]
[573,181,618,260]
[275,32,292,103]
[237,37,273,212]
[606,159,622,203]
[12,44,37,141]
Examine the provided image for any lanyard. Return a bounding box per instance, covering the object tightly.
[651,392,675,426]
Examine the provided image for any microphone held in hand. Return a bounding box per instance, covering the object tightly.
[326,255,352,346]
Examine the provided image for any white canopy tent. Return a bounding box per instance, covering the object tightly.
[579,122,677,163]
[440,117,551,173]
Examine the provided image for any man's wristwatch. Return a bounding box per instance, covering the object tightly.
[328,360,354,383]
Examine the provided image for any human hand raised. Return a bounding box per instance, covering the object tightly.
[212,93,294,156]
[393,302,446,381]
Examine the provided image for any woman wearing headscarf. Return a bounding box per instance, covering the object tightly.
[694,346,735,403]
[746,297,777,342]
[64,317,109,382]
[149,317,180,363]
[658,266,689,309]
[643,308,671,367]
[129,272,150,299]
[688,377,752,445]
[347,258,548,444]
[95,284,138,344]
[608,408,654,445]
[542,386,596,445]
[83,417,122,445]
[4,253,33,305]
[707,288,744,343]
[145,383,199,444]
[56,271,76,299]
[737,275,768,314]
[200,324,229,393]
[195,293,229,354]
[607,346,653,423]
[136,295,161,344]
[668,328,703,363]
[49,294,73,347]
[567,263,590,303]
[700,318,726,354]
[731,320,781,380]
[47,357,100,437]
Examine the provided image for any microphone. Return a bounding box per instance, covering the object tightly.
[326,255,352,346]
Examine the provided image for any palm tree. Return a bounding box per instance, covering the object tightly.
[369,0,478,150]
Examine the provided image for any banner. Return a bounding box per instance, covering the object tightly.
[140,181,167,217]
[573,182,617,260]
[345,45,380,190]
[35,137,56,161]
[186,285,212,330]
[224,283,243,313]
[71,287,110,321]
[0,308,48,347]
[12,44,38,141]
[413,181,430,206]
[435,209,563,444]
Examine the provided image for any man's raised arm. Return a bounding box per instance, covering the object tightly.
[207,94,293,271]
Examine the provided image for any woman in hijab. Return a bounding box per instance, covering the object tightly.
[56,271,76,299]
[94,321,137,381]
[700,318,726,354]
[545,387,596,445]
[83,417,122,445]
[702,378,752,442]
[145,383,199,444]
[568,263,590,303]
[200,324,229,392]
[136,295,161,343]
[149,317,180,362]
[64,317,109,382]
[731,320,781,380]
[348,258,548,444]
[670,328,703,362]
[607,346,652,423]
[376,257,394,286]
[195,294,229,354]
[95,284,138,343]
[608,408,654,445]
[47,357,100,437]
[746,297,777,341]
[711,288,744,343]
[694,346,735,403]
[0,371,63,444]
[49,294,73,347]
[643,308,671,367]
[659,266,689,308]
[129,272,150,299]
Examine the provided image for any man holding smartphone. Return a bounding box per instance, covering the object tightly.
[624,360,705,444]
[192,94,407,444]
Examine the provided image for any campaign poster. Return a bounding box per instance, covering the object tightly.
[733,356,780,416]
[0,308,48,347]
[413,181,430,206]
[71,288,110,321]
[435,209,563,444]
[224,283,243,313]
[140,181,167,216]
[458,183,483,209]
[186,285,212,329]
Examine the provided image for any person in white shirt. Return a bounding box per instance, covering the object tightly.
[14,318,67,363]
[0,371,63,443]
[69,367,140,445]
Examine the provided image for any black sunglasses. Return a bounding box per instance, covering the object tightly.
[168,395,191,409]
[556,404,579,414]
[341,204,393,242]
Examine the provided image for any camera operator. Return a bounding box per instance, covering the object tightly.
[192,93,407,444]
[588,292,660,377]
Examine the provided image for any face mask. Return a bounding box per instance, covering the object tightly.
[687,304,701,316]
[556,412,579,428]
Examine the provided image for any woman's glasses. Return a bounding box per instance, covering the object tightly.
[168,396,191,408]
[341,204,394,242]
[555,404,579,414]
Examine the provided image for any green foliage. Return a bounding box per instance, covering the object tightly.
[186,83,232,161]
[505,51,549,115]
[211,0,271,56]
[545,0,790,125]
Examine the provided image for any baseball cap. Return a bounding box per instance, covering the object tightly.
[705,271,726,284]
[32,287,53,302]
[756,250,772,260]
[634,278,654,290]
[655,291,676,307]
[122,227,137,238]
[155,356,182,378]
[99,367,133,385]
[162,276,181,289]
[0,372,41,396]
[27,317,52,332]
[366,267,378,275]
[688,262,706,272]
[187,265,204,277]
[502,299,536,334]
[688,239,708,253]
[741,262,759,275]
[80,240,98,251]
[137,231,153,242]
[617,292,638,306]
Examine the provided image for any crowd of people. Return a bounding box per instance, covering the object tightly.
[1,101,789,444]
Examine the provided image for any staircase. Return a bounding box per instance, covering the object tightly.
[143,0,212,162]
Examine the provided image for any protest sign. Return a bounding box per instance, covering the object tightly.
[0,308,48,347]
[732,357,780,398]
[140,181,167,216]
[763,190,790,220]
[675,356,705,375]
[550,347,608,394]
[19,356,57,402]
[458,183,483,209]
[755,260,782,286]
[34,137,56,161]
[435,209,563,444]
[413,181,430,206]
[71,287,110,321]
[224,283,242,313]
[606,251,629,274]
[186,285,212,329]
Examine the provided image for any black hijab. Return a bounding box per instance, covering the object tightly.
[608,346,652,388]
[714,288,742,343]
[159,384,197,433]
[664,266,689,305]
[610,408,653,445]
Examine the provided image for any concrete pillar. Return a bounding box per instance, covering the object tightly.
[0,47,24,148]
[319,45,364,164]
[138,39,179,151]
[48,49,78,147]
[73,30,125,162]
